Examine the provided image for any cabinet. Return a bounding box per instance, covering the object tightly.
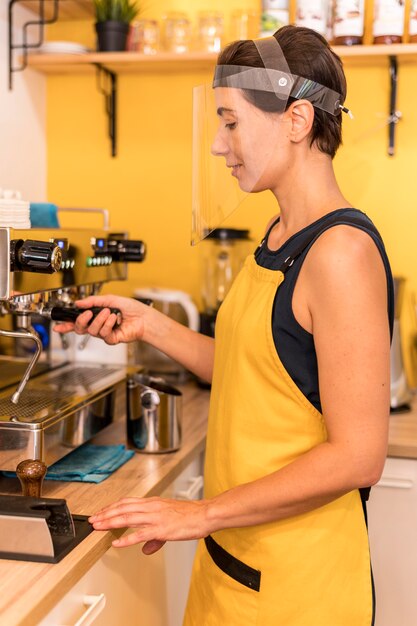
[38,453,204,626]
[367,457,417,626]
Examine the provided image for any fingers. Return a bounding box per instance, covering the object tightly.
[74,295,114,308]
[53,310,118,339]
[73,310,94,333]
[89,501,158,530]
[111,531,164,549]
[83,309,115,337]
[52,322,75,334]
[90,497,158,521]
[142,540,166,555]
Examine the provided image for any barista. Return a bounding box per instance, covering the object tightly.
[55,25,393,625]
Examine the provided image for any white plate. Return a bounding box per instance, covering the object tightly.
[37,41,89,54]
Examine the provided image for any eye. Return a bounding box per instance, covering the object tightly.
[225,122,237,130]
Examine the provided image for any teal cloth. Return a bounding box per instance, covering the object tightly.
[4,444,134,484]
[30,202,60,228]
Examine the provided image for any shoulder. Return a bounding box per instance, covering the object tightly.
[305,223,385,278]
[301,223,388,315]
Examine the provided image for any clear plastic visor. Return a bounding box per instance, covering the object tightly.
[191,85,287,245]
[191,36,344,244]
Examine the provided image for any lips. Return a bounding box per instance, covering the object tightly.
[227,163,242,177]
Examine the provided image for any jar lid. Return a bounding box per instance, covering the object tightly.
[206,228,250,241]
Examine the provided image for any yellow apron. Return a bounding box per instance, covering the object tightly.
[184,254,373,626]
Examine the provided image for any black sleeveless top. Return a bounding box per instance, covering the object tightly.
[255,208,394,413]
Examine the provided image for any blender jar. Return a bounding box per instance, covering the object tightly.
[200,228,251,337]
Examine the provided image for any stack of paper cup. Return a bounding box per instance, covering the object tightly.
[0,188,31,229]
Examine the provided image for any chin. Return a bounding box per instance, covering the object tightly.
[237,180,253,193]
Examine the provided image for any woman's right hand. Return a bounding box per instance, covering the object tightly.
[53,295,149,345]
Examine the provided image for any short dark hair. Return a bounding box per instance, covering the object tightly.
[217,25,347,159]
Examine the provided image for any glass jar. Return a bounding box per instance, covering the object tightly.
[230,10,261,40]
[162,12,192,54]
[373,0,405,44]
[410,0,417,43]
[333,0,365,45]
[295,0,328,37]
[261,0,289,37]
[197,11,224,53]
[133,19,159,54]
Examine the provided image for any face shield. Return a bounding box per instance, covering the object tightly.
[191,36,346,245]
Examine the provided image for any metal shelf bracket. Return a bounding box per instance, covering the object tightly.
[95,65,118,158]
[388,55,402,157]
[8,1,118,158]
[8,0,59,90]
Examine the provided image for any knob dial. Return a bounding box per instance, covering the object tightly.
[11,239,62,273]
[92,237,146,263]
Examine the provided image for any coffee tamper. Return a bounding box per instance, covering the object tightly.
[16,459,47,497]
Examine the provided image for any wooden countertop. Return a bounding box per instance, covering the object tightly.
[0,383,210,626]
[0,384,416,626]
[387,396,417,459]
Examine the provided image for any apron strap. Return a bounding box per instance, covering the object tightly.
[278,214,381,274]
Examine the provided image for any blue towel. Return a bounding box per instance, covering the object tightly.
[4,444,134,484]
[30,202,60,228]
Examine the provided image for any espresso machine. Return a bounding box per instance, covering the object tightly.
[0,210,146,472]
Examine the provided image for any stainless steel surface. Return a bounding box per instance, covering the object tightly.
[391,276,411,410]
[127,374,182,453]
[0,363,132,470]
[58,207,110,230]
[0,514,54,557]
[0,495,75,561]
[0,229,11,299]
[0,326,43,403]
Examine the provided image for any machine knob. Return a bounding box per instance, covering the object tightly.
[111,239,146,263]
[10,239,62,273]
[92,237,146,263]
[16,459,47,498]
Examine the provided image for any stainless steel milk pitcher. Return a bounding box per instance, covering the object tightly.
[127,374,182,453]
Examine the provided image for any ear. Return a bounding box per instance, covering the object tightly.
[286,100,315,144]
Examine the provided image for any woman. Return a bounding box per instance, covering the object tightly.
[55,26,393,625]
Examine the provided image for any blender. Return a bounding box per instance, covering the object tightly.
[199,228,251,338]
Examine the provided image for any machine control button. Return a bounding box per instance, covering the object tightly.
[91,236,146,263]
[10,239,62,274]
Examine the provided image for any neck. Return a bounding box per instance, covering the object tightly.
[271,145,351,240]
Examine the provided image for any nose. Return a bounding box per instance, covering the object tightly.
[211,128,229,157]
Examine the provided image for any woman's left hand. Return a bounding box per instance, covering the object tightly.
[88,496,211,555]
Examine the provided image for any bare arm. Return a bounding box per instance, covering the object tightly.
[88,226,391,550]
[53,295,215,383]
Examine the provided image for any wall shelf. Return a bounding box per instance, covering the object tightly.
[26,51,219,74]
[19,0,93,20]
[25,44,417,75]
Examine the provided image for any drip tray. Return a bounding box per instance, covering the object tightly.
[0,361,137,471]
[0,364,124,425]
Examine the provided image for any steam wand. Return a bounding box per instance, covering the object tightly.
[0,327,42,404]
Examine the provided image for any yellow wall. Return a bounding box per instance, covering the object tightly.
[46,1,417,383]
